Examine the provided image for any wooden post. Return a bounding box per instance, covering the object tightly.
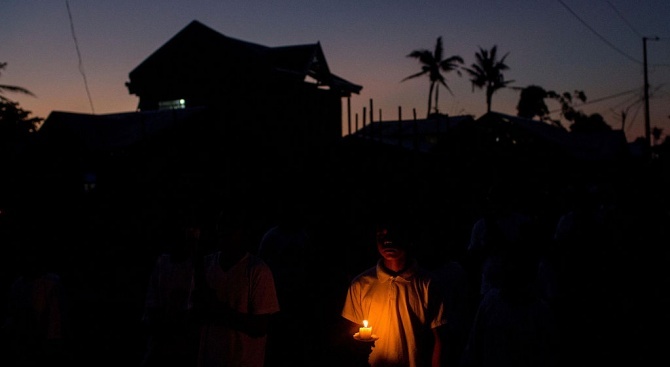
[413,111,418,151]
[398,106,402,147]
[369,99,374,124]
[412,108,418,150]
[435,115,446,138]
[378,109,383,141]
[347,96,352,136]
[363,107,367,133]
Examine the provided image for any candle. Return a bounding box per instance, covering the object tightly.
[359,319,372,340]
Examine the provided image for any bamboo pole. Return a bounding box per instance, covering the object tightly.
[369,99,374,124]
[347,96,352,136]
[398,106,402,147]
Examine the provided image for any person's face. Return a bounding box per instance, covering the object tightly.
[376,227,407,261]
[217,225,247,260]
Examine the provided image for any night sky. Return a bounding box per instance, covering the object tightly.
[3,0,670,141]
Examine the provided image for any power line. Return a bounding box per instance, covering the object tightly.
[577,86,641,107]
[557,0,641,64]
[606,0,643,38]
[609,91,642,112]
[624,101,643,133]
[548,86,641,113]
[66,0,95,114]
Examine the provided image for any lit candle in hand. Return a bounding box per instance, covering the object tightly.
[359,319,372,340]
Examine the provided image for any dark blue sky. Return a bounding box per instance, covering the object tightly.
[3,0,669,141]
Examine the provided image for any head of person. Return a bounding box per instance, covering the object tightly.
[375,220,413,262]
[215,205,252,263]
[162,205,202,260]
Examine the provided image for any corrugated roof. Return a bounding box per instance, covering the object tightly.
[351,114,474,152]
[39,107,206,151]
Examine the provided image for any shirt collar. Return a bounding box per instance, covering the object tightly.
[375,258,418,283]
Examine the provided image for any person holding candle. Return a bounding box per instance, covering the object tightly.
[341,215,448,367]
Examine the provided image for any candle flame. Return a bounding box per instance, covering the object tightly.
[363,320,368,327]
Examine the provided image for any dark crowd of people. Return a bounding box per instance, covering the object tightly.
[1,164,668,367]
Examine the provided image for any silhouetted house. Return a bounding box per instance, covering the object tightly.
[32,20,363,223]
[35,108,213,199]
[350,114,475,153]
[468,112,631,178]
[334,114,475,213]
[125,19,362,154]
[344,111,631,191]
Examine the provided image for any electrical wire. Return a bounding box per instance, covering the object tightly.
[66,0,95,114]
[606,0,643,38]
[557,0,641,64]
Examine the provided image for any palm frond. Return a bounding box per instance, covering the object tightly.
[401,70,429,82]
[433,37,444,63]
[0,84,36,97]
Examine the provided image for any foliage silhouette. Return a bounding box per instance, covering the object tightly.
[515,85,611,131]
[0,62,36,102]
[0,62,43,155]
[464,45,513,113]
[516,85,552,121]
[402,37,464,118]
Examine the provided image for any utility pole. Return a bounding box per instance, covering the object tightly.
[643,36,659,159]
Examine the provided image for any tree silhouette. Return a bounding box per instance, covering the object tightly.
[515,85,612,132]
[548,89,609,131]
[1,100,42,135]
[0,62,43,155]
[0,62,35,102]
[464,45,513,113]
[553,90,586,124]
[402,37,463,118]
[516,85,551,120]
[652,126,663,146]
[570,112,612,133]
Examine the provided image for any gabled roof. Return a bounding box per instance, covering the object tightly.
[269,42,362,95]
[270,44,330,80]
[127,20,361,96]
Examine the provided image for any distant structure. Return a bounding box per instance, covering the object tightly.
[35,20,362,208]
[125,20,362,149]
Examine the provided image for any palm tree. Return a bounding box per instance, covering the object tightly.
[402,37,463,118]
[0,62,35,102]
[464,45,513,113]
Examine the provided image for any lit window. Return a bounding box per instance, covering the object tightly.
[158,99,186,110]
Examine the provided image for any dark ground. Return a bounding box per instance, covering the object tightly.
[1,154,669,367]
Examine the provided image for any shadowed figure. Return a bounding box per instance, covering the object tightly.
[192,205,280,367]
[550,181,626,366]
[460,218,559,367]
[139,208,202,367]
[427,231,472,367]
[1,232,71,367]
[464,181,534,309]
[257,190,311,366]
